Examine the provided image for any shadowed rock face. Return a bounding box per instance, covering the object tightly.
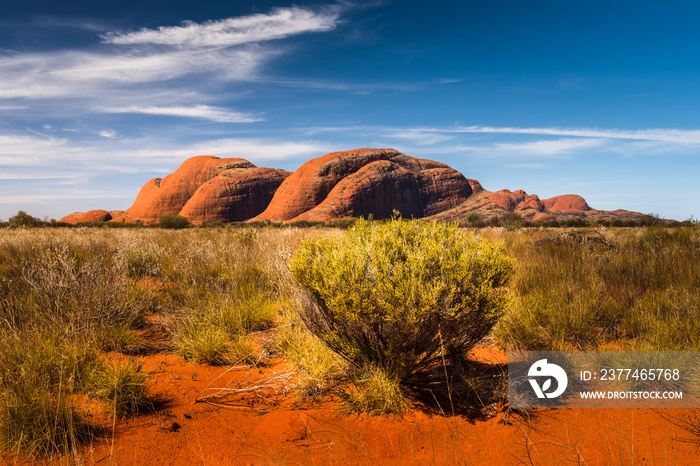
[125,156,256,224]
[180,167,291,223]
[256,148,472,221]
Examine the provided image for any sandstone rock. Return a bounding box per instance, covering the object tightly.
[59,212,83,223]
[467,178,484,193]
[487,190,520,211]
[429,186,641,223]
[180,167,290,223]
[257,148,471,221]
[542,194,590,212]
[515,194,545,212]
[125,156,255,224]
[61,149,645,226]
[60,209,112,224]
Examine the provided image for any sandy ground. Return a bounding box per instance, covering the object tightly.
[4,331,699,465]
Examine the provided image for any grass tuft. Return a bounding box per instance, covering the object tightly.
[87,360,153,417]
[341,367,410,416]
[0,387,94,458]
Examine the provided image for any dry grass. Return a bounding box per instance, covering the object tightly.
[494,226,700,351]
[1,223,698,457]
[0,226,316,458]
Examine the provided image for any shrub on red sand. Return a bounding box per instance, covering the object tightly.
[290,216,514,411]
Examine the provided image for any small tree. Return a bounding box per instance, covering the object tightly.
[289,217,514,392]
[158,214,190,229]
[9,211,39,228]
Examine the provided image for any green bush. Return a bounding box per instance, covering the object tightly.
[289,217,514,389]
[87,360,153,417]
[158,214,190,229]
[8,211,39,228]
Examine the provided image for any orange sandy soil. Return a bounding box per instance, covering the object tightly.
[5,336,699,465]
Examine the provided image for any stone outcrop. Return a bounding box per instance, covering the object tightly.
[179,167,290,223]
[542,194,590,212]
[429,188,642,223]
[255,148,472,221]
[60,209,117,224]
[60,148,646,225]
[123,156,258,224]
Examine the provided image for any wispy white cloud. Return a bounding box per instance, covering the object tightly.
[101,6,340,48]
[0,190,135,204]
[422,125,700,144]
[489,138,607,157]
[0,130,328,180]
[136,138,329,162]
[260,77,421,94]
[0,5,343,105]
[31,16,113,32]
[98,129,119,139]
[300,123,700,157]
[382,129,454,146]
[0,48,258,100]
[102,105,263,123]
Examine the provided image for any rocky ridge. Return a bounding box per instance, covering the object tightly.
[60,149,644,225]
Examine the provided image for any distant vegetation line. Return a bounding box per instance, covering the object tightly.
[2,210,698,230]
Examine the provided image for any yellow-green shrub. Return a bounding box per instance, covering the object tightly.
[289,217,514,387]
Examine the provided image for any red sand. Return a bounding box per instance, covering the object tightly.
[7,345,698,465]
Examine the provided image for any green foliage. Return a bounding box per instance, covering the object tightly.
[289,220,326,228]
[0,386,93,458]
[158,214,190,229]
[8,210,39,228]
[341,366,409,416]
[99,322,144,354]
[275,299,346,392]
[0,331,102,457]
[326,218,356,229]
[236,228,258,247]
[489,212,526,230]
[173,320,255,365]
[125,249,162,279]
[87,360,153,417]
[495,228,700,351]
[289,217,514,388]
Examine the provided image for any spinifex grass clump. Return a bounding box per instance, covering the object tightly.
[87,360,153,417]
[494,226,700,351]
[290,217,514,413]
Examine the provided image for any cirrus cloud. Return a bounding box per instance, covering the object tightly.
[101,105,263,123]
[101,6,341,48]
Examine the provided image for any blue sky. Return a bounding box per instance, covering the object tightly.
[1,0,699,221]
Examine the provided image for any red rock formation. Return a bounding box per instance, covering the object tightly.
[125,156,255,224]
[542,194,590,212]
[180,167,290,223]
[429,187,641,224]
[60,149,646,225]
[515,194,545,213]
[257,148,472,221]
[487,190,522,211]
[60,209,113,224]
[60,212,83,223]
[467,178,484,193]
